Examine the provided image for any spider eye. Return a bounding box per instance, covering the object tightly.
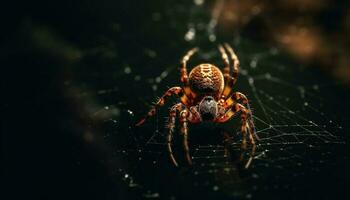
[203,96,213,101]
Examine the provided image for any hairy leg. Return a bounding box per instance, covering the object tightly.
[180,48,198,84]
[234,103,256,168]
[218,103,256,145]
[224,43,239,81]
[180,48,198,100]
[216,103,257,168]
[218,44,230,76]
[232,92,258,140]
[219,92,259,140]
[220,44,240,98]
[167,103,182,166]
[167,104,196,167]
[179,109,192,165]
[136,87,187,126]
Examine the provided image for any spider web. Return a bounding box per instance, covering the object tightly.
[83,40,347,199]
[66,1,348,199]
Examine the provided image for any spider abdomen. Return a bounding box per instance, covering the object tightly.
[189,64,224,96]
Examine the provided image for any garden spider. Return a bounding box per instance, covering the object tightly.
[137,43,258,168]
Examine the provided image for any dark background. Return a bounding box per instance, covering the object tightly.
[3,0,350,199]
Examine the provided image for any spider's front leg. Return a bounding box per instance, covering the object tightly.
[217,103,256,148]
[220,92,258,139]
[179,109,192,166]
[167,103,181,166]
[167,104,196,167]
[136,87,190,126]
[217,103,257,168]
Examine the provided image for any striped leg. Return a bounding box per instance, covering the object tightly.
[167,103,182,166]
[179,109,192,166]
[224,43,239,82]
[218,44,230,76]
[220,92,258,140]
[234,103,257,168]
[221,43,240,98]
[136,87,183,126]
[180,48,198,100]
[180,48,198,83]
[216,103,257,168]
[233,92,258,140]
[217,103,256,147]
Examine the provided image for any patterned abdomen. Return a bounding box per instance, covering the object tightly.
[189,64,224,95]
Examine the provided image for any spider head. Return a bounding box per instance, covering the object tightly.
[198,96,218,121]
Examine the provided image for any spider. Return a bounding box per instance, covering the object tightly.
[136,43,258,168]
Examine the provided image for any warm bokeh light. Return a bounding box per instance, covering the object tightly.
[212,0,350,83]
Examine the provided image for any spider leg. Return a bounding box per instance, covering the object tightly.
[224,43,239,82]
[180,47,198,84]
[244,128,256,169]
[180,109,192,166]
[218,44,230,76]
[221,43,240,98]
[220,92,259,140]
[167,105,197,167]
[181,48,199,99]
[234,92,259,140]
[216,103,257,168]
[217,103,257,145]
[167,103,182,166]
[234,103,257,168]
[136,87,187,126]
